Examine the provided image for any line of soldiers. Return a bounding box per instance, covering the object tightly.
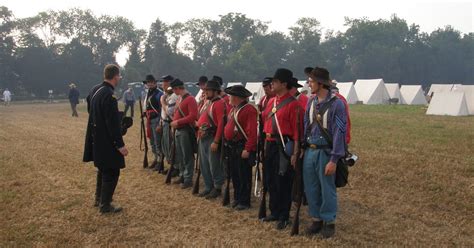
[138,67,351,238]
[83,64,351,239]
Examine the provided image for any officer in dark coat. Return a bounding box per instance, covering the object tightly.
[83,64,129,214]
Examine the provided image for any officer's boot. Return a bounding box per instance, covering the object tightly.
[93,172,101,207]
[99,181,122,214]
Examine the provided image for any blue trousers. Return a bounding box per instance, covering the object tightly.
[303,137,338,222]
[199,135,224,191]
[161,121,172,163]
[149,117,162,161]
[175,129,194,184]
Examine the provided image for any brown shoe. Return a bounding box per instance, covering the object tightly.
[173,176,184,185]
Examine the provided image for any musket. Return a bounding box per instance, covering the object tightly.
[138,96,148,168]
[192,139,200,195]
[221,107,230,206]
[165,128,177,184]
[291,108,302,236]
[257,139,267,220]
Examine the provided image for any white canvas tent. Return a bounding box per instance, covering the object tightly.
[452,85,474,115]
[427,84,455,96]
[354,79,390,104]
[426,91,469,116]
[195,89,203,102]
[400,85,427,105]
[336,82,359,104]
[385,83,402,102]
[226,82,243,87]
[245,82,265,103]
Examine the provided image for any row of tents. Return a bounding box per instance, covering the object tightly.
[185,79,473,116]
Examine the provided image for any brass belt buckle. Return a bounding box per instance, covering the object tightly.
[266,133,272,139]
[310,144,317,149]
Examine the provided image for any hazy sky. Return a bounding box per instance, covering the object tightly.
[2,0,472,65]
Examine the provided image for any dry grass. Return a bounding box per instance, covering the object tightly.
[0,103,473,247]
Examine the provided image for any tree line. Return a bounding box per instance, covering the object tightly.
[0,6,472,98]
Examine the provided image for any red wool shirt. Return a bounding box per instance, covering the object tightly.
[173,94,198,129]
[224,103,258,151]
[197,98,226,141]
[263,93,304,142]
[296,93,309,111]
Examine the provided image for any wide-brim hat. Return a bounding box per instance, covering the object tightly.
[196,76,208,85]
[309,67,331,86]
[262,77,273,86]
[291,77,303,88]
[272,68,293,84]
[170,78,184,88]
[160,75,174,82]
[211,75,223,86]
[224,85,252,98]
[204,80,221,91]
[143,74,156,84]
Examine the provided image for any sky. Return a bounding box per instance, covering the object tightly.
[2,0,473,65]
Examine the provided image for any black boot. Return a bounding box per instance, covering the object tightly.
[99,181,122,214]
[305,220,323,235]
[321,223,336,239]
[205,188,221,199]
[93,172,102,207]
[149,160,158,169]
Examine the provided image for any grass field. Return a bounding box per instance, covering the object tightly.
[0,103,473,246]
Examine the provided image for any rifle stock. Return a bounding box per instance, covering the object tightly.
[165,129,177,184]
[257,138,267,219]
[258,189,267,219]
[192,145,200,194]
[290,107,302,236]
[139,96,148,168]
[290,161,303,236]
[221,143,230,206]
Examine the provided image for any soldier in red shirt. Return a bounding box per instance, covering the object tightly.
[290,77,309,111]
[223,85,258,210]
[170,78,198,189]
[261,68,304,230]
[196,79,227,199]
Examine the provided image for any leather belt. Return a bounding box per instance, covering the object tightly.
[306,143,331,150]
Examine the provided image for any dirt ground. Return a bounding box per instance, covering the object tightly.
[0,103,473,246]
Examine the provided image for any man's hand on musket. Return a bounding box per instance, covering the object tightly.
[170,120,179,128]
[325,161,337,176]
[118,146,129,157]
[241,150,249,159]
[291,153,298,168]
[211,141,219,152]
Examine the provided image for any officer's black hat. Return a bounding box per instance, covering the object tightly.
[196,76,208,85]
[224,85,252,98]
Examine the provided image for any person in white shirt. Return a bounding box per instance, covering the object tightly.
[3,89,12,106]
